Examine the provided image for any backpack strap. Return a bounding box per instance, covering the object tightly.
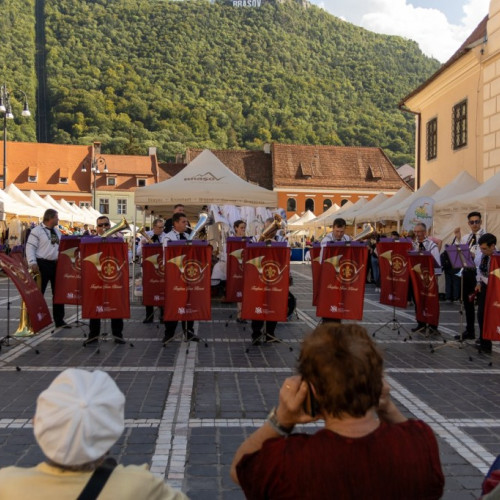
[76,457,117,500]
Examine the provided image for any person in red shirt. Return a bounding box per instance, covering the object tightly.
[231,323,444,500]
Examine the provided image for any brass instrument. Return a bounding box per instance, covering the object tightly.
[353,223,375,241]
[138,226,154,244]
[188,211,209,241]
[13,271,41,338]
[258,214,283,242]
[101,217,130,237]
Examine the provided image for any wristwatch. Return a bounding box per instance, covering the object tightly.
[266,407,294,437]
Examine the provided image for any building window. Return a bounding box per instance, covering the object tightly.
[59,177,68,184]
[28,175,37,182]
[80,202,90,208]
[426,118,437,160]
[117,199,127,215]
[137,179,146,187]
[99,198,109,214]
[287,198,297,212]
[107,177,116,186]
[452,100,467,150]
[341,199,349,207]
[323,199,332,212]
[305,198,314,212]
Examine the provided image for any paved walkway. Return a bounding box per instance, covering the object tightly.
[0,263,499,499]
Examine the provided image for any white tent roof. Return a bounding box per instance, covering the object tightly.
[432,170,480,203]
[288,214,301,224]
[0,190,42,218]
[375,180,440,222]
[42,195,75,222]
[352,193,388,222]
[134,149,277,211]
[58,199,94,226]
[4,184,45,218]
[305,201,350,227]
[288,210,316,229]
[356,186,412,222]
[324,198,367,225]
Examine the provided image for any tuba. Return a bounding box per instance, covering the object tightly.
[353,223,376,241]
[259,214,283,242]
[101,217,130,237]
[13,271,41,338]
[188,211,209,241]
[138,226,154,244]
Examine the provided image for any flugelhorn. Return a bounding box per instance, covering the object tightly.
[259,214,283,242]
[353,223,375,241]
[138,226,154,244]
[102,217,130,237]
[188,211,209,240]
[13,271,41,338]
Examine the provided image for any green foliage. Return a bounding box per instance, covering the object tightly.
[3,0,440,164]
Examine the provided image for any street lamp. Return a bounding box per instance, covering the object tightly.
[0,83,31,189]
[82,154,108,209]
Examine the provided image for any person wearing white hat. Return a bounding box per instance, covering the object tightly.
[0,368,187,500]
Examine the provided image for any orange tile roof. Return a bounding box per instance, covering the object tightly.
[185,149,273,189]
[271,143,406,191]
[157,163,186,183]
[99,154,154,176]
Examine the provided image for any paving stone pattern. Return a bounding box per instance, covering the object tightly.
[0,263,499,499]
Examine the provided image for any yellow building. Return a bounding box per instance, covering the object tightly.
[400,5,500,188]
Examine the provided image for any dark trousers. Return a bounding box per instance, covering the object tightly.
[462,268,477,334]
[477,283,492,350]
[444,268,461,301]
[89,318,123,339]
[164,320,194,337]
[37,258,65,326]
[145,306,164,321]
[251,320,277,338]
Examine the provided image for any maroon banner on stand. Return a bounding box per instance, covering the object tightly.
[163,241,212,321]
[408,251,440,326]
[80,237,130,319]
[316,242,368,320]
[376,238,413,309]
[483,253,500,341]
[310,243,321,306]
[241,242,290,321]
[225,237,249,302]
[54,236,82,304]
[142,244,164,307]
[0,253,52,332]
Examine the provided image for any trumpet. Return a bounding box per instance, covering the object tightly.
[13,271,41,338]
[138,226,154,244]
[102,217,130,237]
[259,214,283,242]
[353,223,376,241]
[188,211,209,241]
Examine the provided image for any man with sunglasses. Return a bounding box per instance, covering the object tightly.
[85,216,126,345]
[26,209,68,329]
[453,212,485,340]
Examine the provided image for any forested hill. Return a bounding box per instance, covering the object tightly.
[3,0,440,163]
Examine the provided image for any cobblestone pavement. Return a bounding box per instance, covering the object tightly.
[0,263,499,499]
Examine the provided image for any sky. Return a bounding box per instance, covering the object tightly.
[308,0,491,62]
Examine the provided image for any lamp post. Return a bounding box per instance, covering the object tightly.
[0,83,31,189]
[82,154,107,209]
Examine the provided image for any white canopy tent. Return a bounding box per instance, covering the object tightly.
[0,189,42,219]
[134,149,278,216]
[42,194,76,223]
[288,210,316,229]
[355,187,412,223]
[4,184,45,218]
[304,202,342,228]
[434,170,500,242]
[352,193,388,224]
[288,214,301,224]
[323,198,367,226]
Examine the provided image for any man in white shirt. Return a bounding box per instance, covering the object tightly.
[453,211,486,340]
[163,212,199,344]
[26,209,68,328]
[319,218,351,263]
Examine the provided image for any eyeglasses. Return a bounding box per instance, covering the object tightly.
[469,220,481,225]
[97,222,110,228]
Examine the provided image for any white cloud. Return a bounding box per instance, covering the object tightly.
[311,0,490,62]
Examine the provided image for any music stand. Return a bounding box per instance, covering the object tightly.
[432,243,476,358]
[372,238,412,339]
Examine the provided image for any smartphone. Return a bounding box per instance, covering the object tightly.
[302,381,319,417]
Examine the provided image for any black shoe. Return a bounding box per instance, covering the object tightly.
[56,322,71,329]
[162,333,174,344]
[251,333,263,346]
[114,336,126,345]
[236,318,247,324]
[143,317,153,324]
[186,331,200,342]
[427,326,439,335]
[83,336,98,346]
[411,324,425,333]
[478,343,492,354]
[454,332,475,340]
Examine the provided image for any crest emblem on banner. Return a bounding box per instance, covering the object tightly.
[145,254,165,277]
[61,246,81,272]
[412,263,434,290]
[167,254,208,284]
[247,256,287,284]
[84,253,125,282]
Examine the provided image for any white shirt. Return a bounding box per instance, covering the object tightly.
[137,230,165,257]
[413,238,442,274]
[26,224,62,264]
[163,230,189,244]
[460,229,485,258]
[319,233,351,262]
